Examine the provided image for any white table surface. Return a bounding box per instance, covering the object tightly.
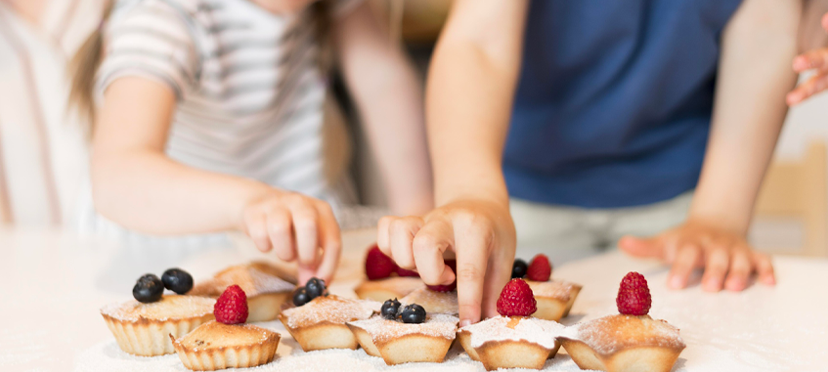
[1,227,826,372]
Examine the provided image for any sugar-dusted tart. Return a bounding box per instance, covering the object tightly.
[348,313,459,365]
[279,295,380,351]
[101,295,216,356]
[189,262,295,322]
[458,316,564,371]
[560,272,686,372]
[171,320,280,371]
[354,277,424,302]
[401,287,458,314]
[526,280,582,321]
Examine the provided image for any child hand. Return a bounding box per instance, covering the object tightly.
[619,219,775,292]
[787,13,828,105]
[377,198,516,326]
[240,190,341,284]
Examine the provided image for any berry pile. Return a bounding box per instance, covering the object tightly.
[380,298,427,324]
[496,278,537,317]
[511,254,552,282]
[616,272,651,316]
[132,267,194,303]
[365,244,423,280]
[214,285,248,324]
[292,277,328,306]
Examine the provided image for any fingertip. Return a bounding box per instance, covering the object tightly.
[822,12,828,30]
[459,319,472,328]
[792,55,809,72]
[668,275,686,290]
[724,277,747,292]
[701,277,723,292]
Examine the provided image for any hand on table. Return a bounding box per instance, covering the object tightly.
[377,198,516,326]
[787,13,828,106]
[619,219,776,292]
[241,190,341,284]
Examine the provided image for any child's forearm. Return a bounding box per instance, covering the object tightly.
[691,0,801,233]
[335,2,433,215]
[92,150,270,235]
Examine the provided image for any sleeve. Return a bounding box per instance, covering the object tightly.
[95,0,201,103]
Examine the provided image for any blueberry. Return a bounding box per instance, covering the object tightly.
[161,268,193,295]
[305,277,327,299]
[400,304,426,324]
[293,287,312,306]
[511,259,528,278]
[380,298,402,320]
[133,274,164,303]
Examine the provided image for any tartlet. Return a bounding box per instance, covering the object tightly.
[401,287,458,314]
[348,313,459,365]
[189,262,295,322]
[457,315,564,371]
[279,295,380,351]
[171,320,280,371]
[526,280,582,321]
[100,295,216,356]
[559,314,685,372]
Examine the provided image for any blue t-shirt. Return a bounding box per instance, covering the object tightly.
[504,0,743,208]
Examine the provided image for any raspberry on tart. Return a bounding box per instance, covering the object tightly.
[101,295,216,356]
[355,244,424,301]
[559,272,686,372]
[512,254,581,321]
[189,262,295,322]
[347,299,458,366]
[458,278,565,371]
[279,295,380,351]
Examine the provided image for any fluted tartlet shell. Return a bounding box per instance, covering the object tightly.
[172,333,280,371]
[102,314,214,356]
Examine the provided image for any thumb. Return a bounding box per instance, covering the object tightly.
[822,12,828,32]
[619,235,663,258]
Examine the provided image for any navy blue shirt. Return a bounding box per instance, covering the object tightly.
[505,0,742,208]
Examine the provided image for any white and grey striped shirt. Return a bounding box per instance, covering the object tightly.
[82,0,362,246]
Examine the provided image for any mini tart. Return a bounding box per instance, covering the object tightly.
[401,287,458,314]
[457,316,564,371]
[347,314,459,365]
[354,277,424,302]
[100,295,216,356]
[189,262,295,322]
[559,314,686,372]
[526,280,582,321]
[171,320,280,371]
[278,295,379,351]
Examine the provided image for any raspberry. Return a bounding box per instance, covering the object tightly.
[616,272,652,316]
[396,267,420,278]
[365,244,398,280]
[427,259,456,292]
[526,254,552,281]
[214,285,248,324]
[497,278,537,317]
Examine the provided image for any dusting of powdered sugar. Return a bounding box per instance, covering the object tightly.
[348,314,459,344]
[401,288,458,314]
[282,296,380,329]
[460,316,564,349]
[100,296,215,322]
[568,314,685,355]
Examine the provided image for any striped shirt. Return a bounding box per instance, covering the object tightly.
[83,0,362,245]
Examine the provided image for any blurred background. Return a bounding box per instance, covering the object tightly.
[1,0,827,257]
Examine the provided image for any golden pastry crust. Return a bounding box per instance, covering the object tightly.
[347,314,458,365]
[171,320,280,371]
[559,314,686,372]
[100,295,216,356]
[401,287,458,314]
[354,277,424,302]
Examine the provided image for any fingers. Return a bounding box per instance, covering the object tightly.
[314,202,341,283]
[618,235,664,259]
[453,216,494,326]
[290,202,319,271]
[667,244,701,289]
[376,216,393,257]
[724,248,752,291]
[701,247,728,292]
[824,12,828,31]
[244,209,272,253]
[752,251,776,286]
[390,217,424,269]
[412,219,455,286]
[266,208,294,261]
[792,48,828,73]
[787,72,828,106]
